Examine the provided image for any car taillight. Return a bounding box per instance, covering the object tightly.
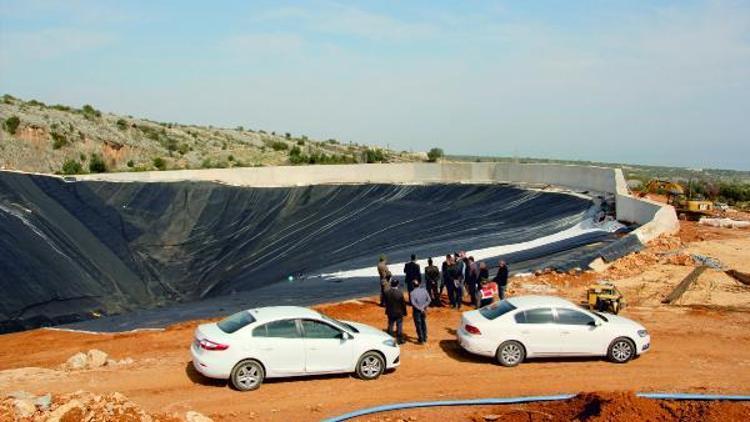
[198,338,229,351]
[465,324,481,335]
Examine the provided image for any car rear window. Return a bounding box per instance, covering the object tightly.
[217,311,256,334]
[478,300,517,320]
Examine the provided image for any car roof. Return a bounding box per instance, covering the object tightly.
[246,306,322,322]
[506,295,577,310]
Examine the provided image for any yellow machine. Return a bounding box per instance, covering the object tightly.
[586,282,625,314]
[638,179,713,220]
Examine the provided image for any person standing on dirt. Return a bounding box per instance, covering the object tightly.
[493,260,509,300]
[403,254,421,294]
[410,279,431,344]
[383,276,407,344]
[466,256,479,308]
[424,258,441,307]
[476,260,489,307]
[377,255,390,307]
[452,253,465,309]
[441,254,451,305]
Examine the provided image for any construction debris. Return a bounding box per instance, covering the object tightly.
[662,266,709,304]
[699,217,750,229]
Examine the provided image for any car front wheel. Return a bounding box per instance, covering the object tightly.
[496,341,525,367]
[607,338,635,363]
[356,351,385,380]
[230,359,265,391]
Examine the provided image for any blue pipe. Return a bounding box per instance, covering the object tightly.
[324,393,750,422]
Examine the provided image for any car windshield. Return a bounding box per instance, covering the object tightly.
[591,311,609,322]
[320,313,359,333]
[217,311,256,334]
[479,300,517,320]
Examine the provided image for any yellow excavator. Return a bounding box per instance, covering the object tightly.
[638,179,713,220]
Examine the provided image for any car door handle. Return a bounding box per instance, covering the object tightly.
[561,331,571,335]
[521,330,530,335]
[260,347,273,351]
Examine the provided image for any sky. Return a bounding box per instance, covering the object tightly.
[1,0,748,170]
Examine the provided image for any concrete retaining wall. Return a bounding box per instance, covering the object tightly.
[75,162,678,242]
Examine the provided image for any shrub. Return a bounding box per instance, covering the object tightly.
[364,148,385,163]
[51,132,68,149]
[327,138,339,144]
[152,157,167,170]
[81,104,101,119]
[88,154,107,173]
[61,159,82,175]
[270,141,288,151]
[127,160,134,168]
[236,126,244,131]
[297,139,305,146]
[201,158,212,168]
[178,143,190,155]
[116,119,128,130]
[80,153,87,161]
[427,147,444,162]
[51,104,71,112]
[228,155,235,161]
[4,116,20,135]
[28,99,46,107]
[285,132,291,139]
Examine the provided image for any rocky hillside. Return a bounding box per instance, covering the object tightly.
[0,95,421,174]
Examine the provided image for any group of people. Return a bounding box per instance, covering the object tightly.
[377,253,510,344]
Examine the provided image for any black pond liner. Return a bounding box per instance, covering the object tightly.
[0,171,620,333]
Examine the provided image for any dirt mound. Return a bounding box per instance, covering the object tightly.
[0,391,188,422]
[365,392,750,421]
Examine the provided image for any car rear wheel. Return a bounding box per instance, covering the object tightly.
[230,359,265,391]
[496,341,525,367]
[356,351,385,380]
[608,338,635,363]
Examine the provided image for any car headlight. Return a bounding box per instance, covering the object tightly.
[638,329,648,338]
[383,339,397,347]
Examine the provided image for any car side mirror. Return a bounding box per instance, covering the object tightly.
[339,332,353,340]
[589,319,602,327]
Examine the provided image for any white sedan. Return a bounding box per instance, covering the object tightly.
[457,295,650,366]
[191,306,400,391]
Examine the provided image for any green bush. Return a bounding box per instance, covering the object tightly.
[51,132,68,149]
[81,104,101,119]
[3,116,20,135]
[152,157,167,170]
[61,159,82,175]
[297,139,305,146]
[285,132,291,139]
[427,147,444,162]
[88,154,107,173]
[364,148,385,163]
[327,139,339,144]
[228,155,235,162]
[116,119,128,130]
[127,160,134,168]
[270,141,288,151]
[178,143,190,155]
[201,158,212,168]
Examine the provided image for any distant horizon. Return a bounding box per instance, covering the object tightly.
[2,0,748,170]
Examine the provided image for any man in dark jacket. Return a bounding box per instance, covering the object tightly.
[383,276,407,344]
[493,260,509,300]
[403,254,421,293]
[424,257,441,306]
[441,255,451,304]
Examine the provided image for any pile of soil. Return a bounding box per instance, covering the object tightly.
[360,392,750,421]
[0,391,183,422]
[604,235,687,279]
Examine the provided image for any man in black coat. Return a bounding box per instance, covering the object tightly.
[383,276,407,344]
[493,260,509,300]
[403,254,421,293]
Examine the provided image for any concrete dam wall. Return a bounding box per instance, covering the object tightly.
[1,163,677,333]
